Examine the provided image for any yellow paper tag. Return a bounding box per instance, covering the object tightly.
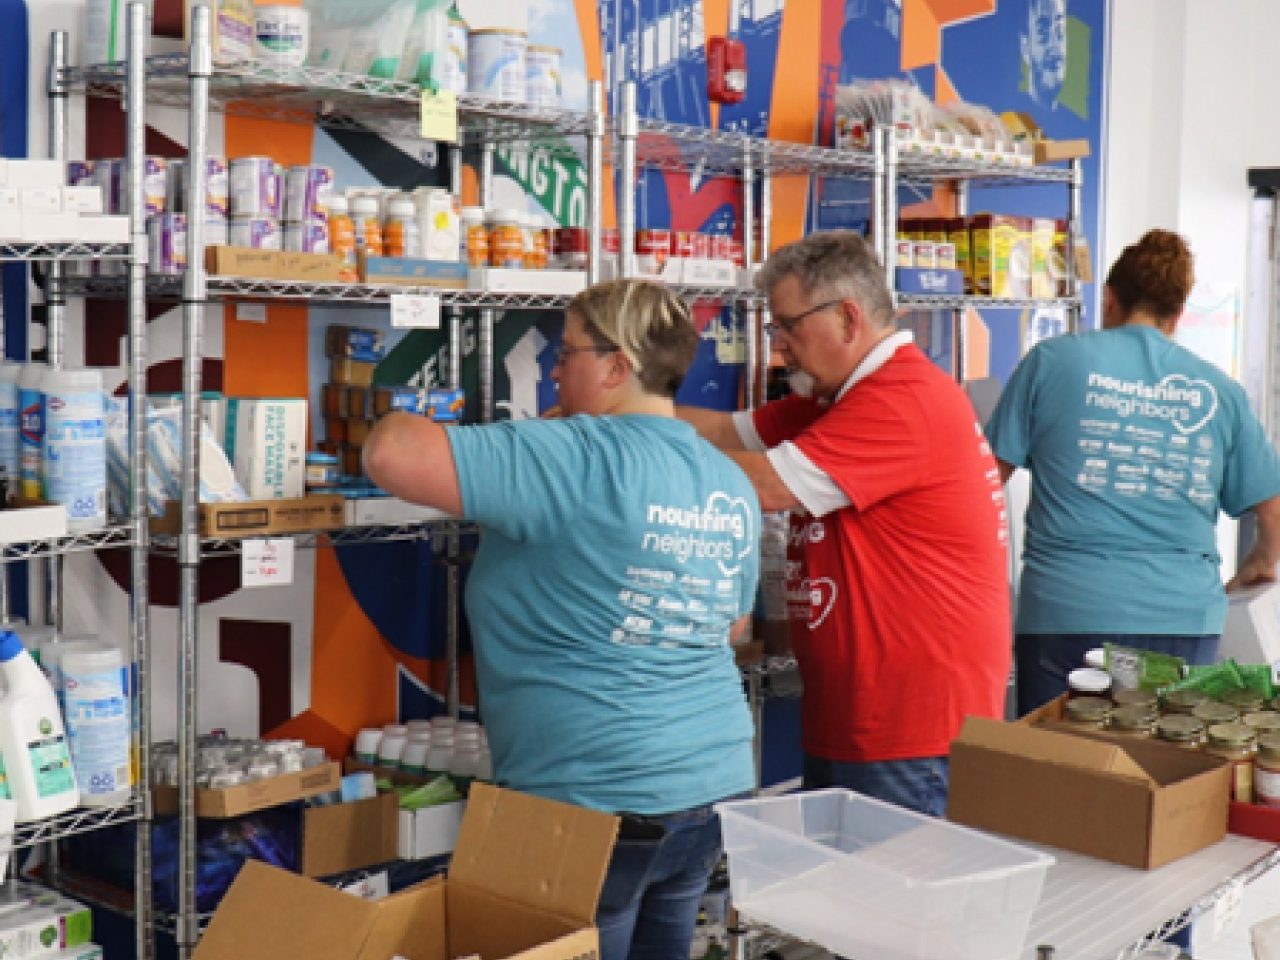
[420,90,459,144]
[434,212,450,230]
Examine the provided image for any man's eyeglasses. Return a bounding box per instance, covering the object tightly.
[763,298,844,339]
[555,344,618,365]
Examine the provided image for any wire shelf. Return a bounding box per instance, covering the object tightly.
[9,795,144,851]
[67,57,593,148]
[0,243,130,262]
[897,294,1083,311]
[149,519,475,555]
[0,524,134,560]
[895,152,1077,186]
[62,275,763,308]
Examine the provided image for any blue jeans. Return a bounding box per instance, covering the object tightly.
[595,801,729,960]
[803,753,949,818]
[1015,632,1220,716]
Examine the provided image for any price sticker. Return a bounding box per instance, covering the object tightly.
[242,537,295,588]
[236,303,267,324]
[419,90,459,143]
[1214,876,1244,938]
[391,293,441,329]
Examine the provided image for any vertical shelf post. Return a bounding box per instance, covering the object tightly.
[587,80,606,286]
[618,82,639,279]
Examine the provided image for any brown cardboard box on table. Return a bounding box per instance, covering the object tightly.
[191,783,619,960]
[948,709,1231,869]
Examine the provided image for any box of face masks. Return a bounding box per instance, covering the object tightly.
[225,398,307,500]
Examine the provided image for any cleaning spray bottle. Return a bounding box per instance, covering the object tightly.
[0,631,80,822]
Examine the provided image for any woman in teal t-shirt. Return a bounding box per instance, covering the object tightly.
[986,230,1280,714]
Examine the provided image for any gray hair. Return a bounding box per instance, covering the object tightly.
[756,231,895,330]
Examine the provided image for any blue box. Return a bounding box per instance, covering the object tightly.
[326,325,387,363]
[896,267,965,296]
[359,253,469,287]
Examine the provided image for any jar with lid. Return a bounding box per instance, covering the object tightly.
[1244,712,1280,736]
[349,195,384,256]
[1257,734,1280,807]
[526,215,549,270]
[1221,688,1268,714]
[1084,648,1107,670]
[1067,667,1111,700]
[1156,715,1206,750]
[1206,722,1257,803]
[1064,696,1111,729]
[328,195,358,282]
[1164,688,1209,715]
[1108,704,1156,739]
[1112,688,1158,716]
[488,208,525,269]
[1192,700,1239,725]
[460,207,489,267]
[384,198,421,258]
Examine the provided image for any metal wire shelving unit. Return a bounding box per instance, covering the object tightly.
[0,243,130,261]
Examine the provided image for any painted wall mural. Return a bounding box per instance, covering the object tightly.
[1,0,1106,783]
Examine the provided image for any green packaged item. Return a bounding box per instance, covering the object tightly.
[1164,660,1246,701]
[397,774,462,810]
[1105,644,1185,692]
[1235,664,1275,700]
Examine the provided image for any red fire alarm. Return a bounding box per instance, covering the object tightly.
[708,37,747,104]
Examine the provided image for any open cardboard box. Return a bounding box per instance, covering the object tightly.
[999,110,1091,164]
[192,783,618,960]
[948,711,1231,868]
[154,762,342,818]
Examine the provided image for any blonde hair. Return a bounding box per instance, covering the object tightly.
[567,279,700,397]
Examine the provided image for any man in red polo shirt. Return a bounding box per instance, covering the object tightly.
[679,231,1010,816]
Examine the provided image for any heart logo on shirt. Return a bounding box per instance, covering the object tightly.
[1159,375,1218,435]
[808,577,838,629]
[706,491,755,577]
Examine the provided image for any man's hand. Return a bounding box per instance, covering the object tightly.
[1227,494,1280,593]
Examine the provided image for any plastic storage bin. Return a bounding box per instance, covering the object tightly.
[716,789,1054,960]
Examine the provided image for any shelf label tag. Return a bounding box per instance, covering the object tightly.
[391,293,441,329]
[236,303,267,324]
[420,90,459,143]
[1214,876,1244,937]
[242,538,294,588]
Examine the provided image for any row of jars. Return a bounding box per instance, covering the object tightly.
[1064,687,1280,805]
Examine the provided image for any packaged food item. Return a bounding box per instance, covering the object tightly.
[1206,722,1257,803]
[415,189,459,262]
[229,215,280,250]
[1052,220,1070,297]
[328,195,358,281]
[384,198,421,258]
[970,213,1031,298]
[326,326,386,363]
[283,217,330,254]
[948,217,972,293]
[167,156,230,219]
[468,28,527,102]
[439,7,469,94]
[553,227,588,269]
[636,229,672,275]
[229,156,281,217]
[184,0,255,64]
[487,209,524,269]
[911,241,936,269]
[894,239,914,269]
[148,213,187,275]
[1031,218,1056,299]
[524,214,548,270]
[349,195,384,256]
[525,45,562,107]
[285,165,334,222]
[460,207,489,267]
[1104,643,1185,692]
[935,241,957,271]
[253,4,309,68]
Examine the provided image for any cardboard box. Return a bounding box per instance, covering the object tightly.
[154,761,342,818]
[948,714,1231,868]
[360,252,469,288]
[6,160,63,189]
[60,187,103,215]
[20,213,80,242]
[76,216,129,244]
[1034,139,1091,164]
[20,188,62,214]
[326,326,387,363]
[398,802,467,861]
[225,398,308,500]
[0,501,68,544]
[345,498,454,527]
[150,495,347,537]
[205,246,282,279]
[279,252,344,283]
[332,357,376,388]
[468,267,588,296]
[301,792,400,878]
[192,784,618,960]
[1221,582,1280,669]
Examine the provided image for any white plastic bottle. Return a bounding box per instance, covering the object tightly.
[61,645,132,807]
[0,362,22,500]
[41,368,108,532]
[0,630,80,822]
[18,363,47,501]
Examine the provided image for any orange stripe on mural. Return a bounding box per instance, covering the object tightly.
[704,0,730,131]
[765,3,825,252]
[572,0,617,228]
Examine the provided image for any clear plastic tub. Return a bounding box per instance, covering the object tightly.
[715,789,1054,960]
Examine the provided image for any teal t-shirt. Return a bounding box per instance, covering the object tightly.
[447,414,759,815]
[986,325,1280,635]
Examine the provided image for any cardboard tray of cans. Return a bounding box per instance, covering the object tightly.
[153,761,342,818]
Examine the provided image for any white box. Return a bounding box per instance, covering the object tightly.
[6,161,64,189]
[1222,582,1280,670]
[0,188,18,213]
[0,213,21,242]
[0,504,68,544]
[19,188,61,214]
[0,898,91,960]
[60,187,103,215]
[225,398,307,500]
[345,497,453,527]
[396,801,466,860]
[19,213,80,242]
[468,267,588,296]
[717,789,1053,960]
[76,215,130,244]
[681,258,738,287]
[0,159,8,186]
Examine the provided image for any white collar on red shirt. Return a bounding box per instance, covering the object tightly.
[827,330,915,405]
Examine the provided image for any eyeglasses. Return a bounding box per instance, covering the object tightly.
[763,298,844,339]
[554,343,618,365]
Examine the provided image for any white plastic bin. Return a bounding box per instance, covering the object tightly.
[715,789,1054,960]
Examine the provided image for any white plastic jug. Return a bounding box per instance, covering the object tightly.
[0,631,80,822]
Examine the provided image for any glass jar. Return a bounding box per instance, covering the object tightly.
[1108,704,1156,739]
[1192,700,1239,725]
[1244,712,1280,736]
[1221,688,1268,714]
[1067,667,1112,700]
[488,208,525,268]
[1084,648,1107,670]
[1164,688,1209,715]
[384,197,421,258]
[1206,722,1257,803]
[1112,688,1158,715]
[460,207,488,267]
[1156,715,1206,749]
[1064,696,1112,729]
[1257,734,1280,807]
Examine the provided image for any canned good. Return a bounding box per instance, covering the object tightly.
[895,239,914,268]
[553,227,589,269]
[709,234,734,262]
[439,11,469,95]
[167,156,231,219]
[936,241,957,271]
[285,165,335,222]
[230,156,281,217]
[67,161,96,186]
[468,28,527,102]
[283,217,330,254]
[525,45,562,108]
[93,157,164,216]
[148,213,187,275]
[912,241,937,269]
[600,228,620,255]
[636,229,672,275]
[253,5,310,69]
[230,215,281,250]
